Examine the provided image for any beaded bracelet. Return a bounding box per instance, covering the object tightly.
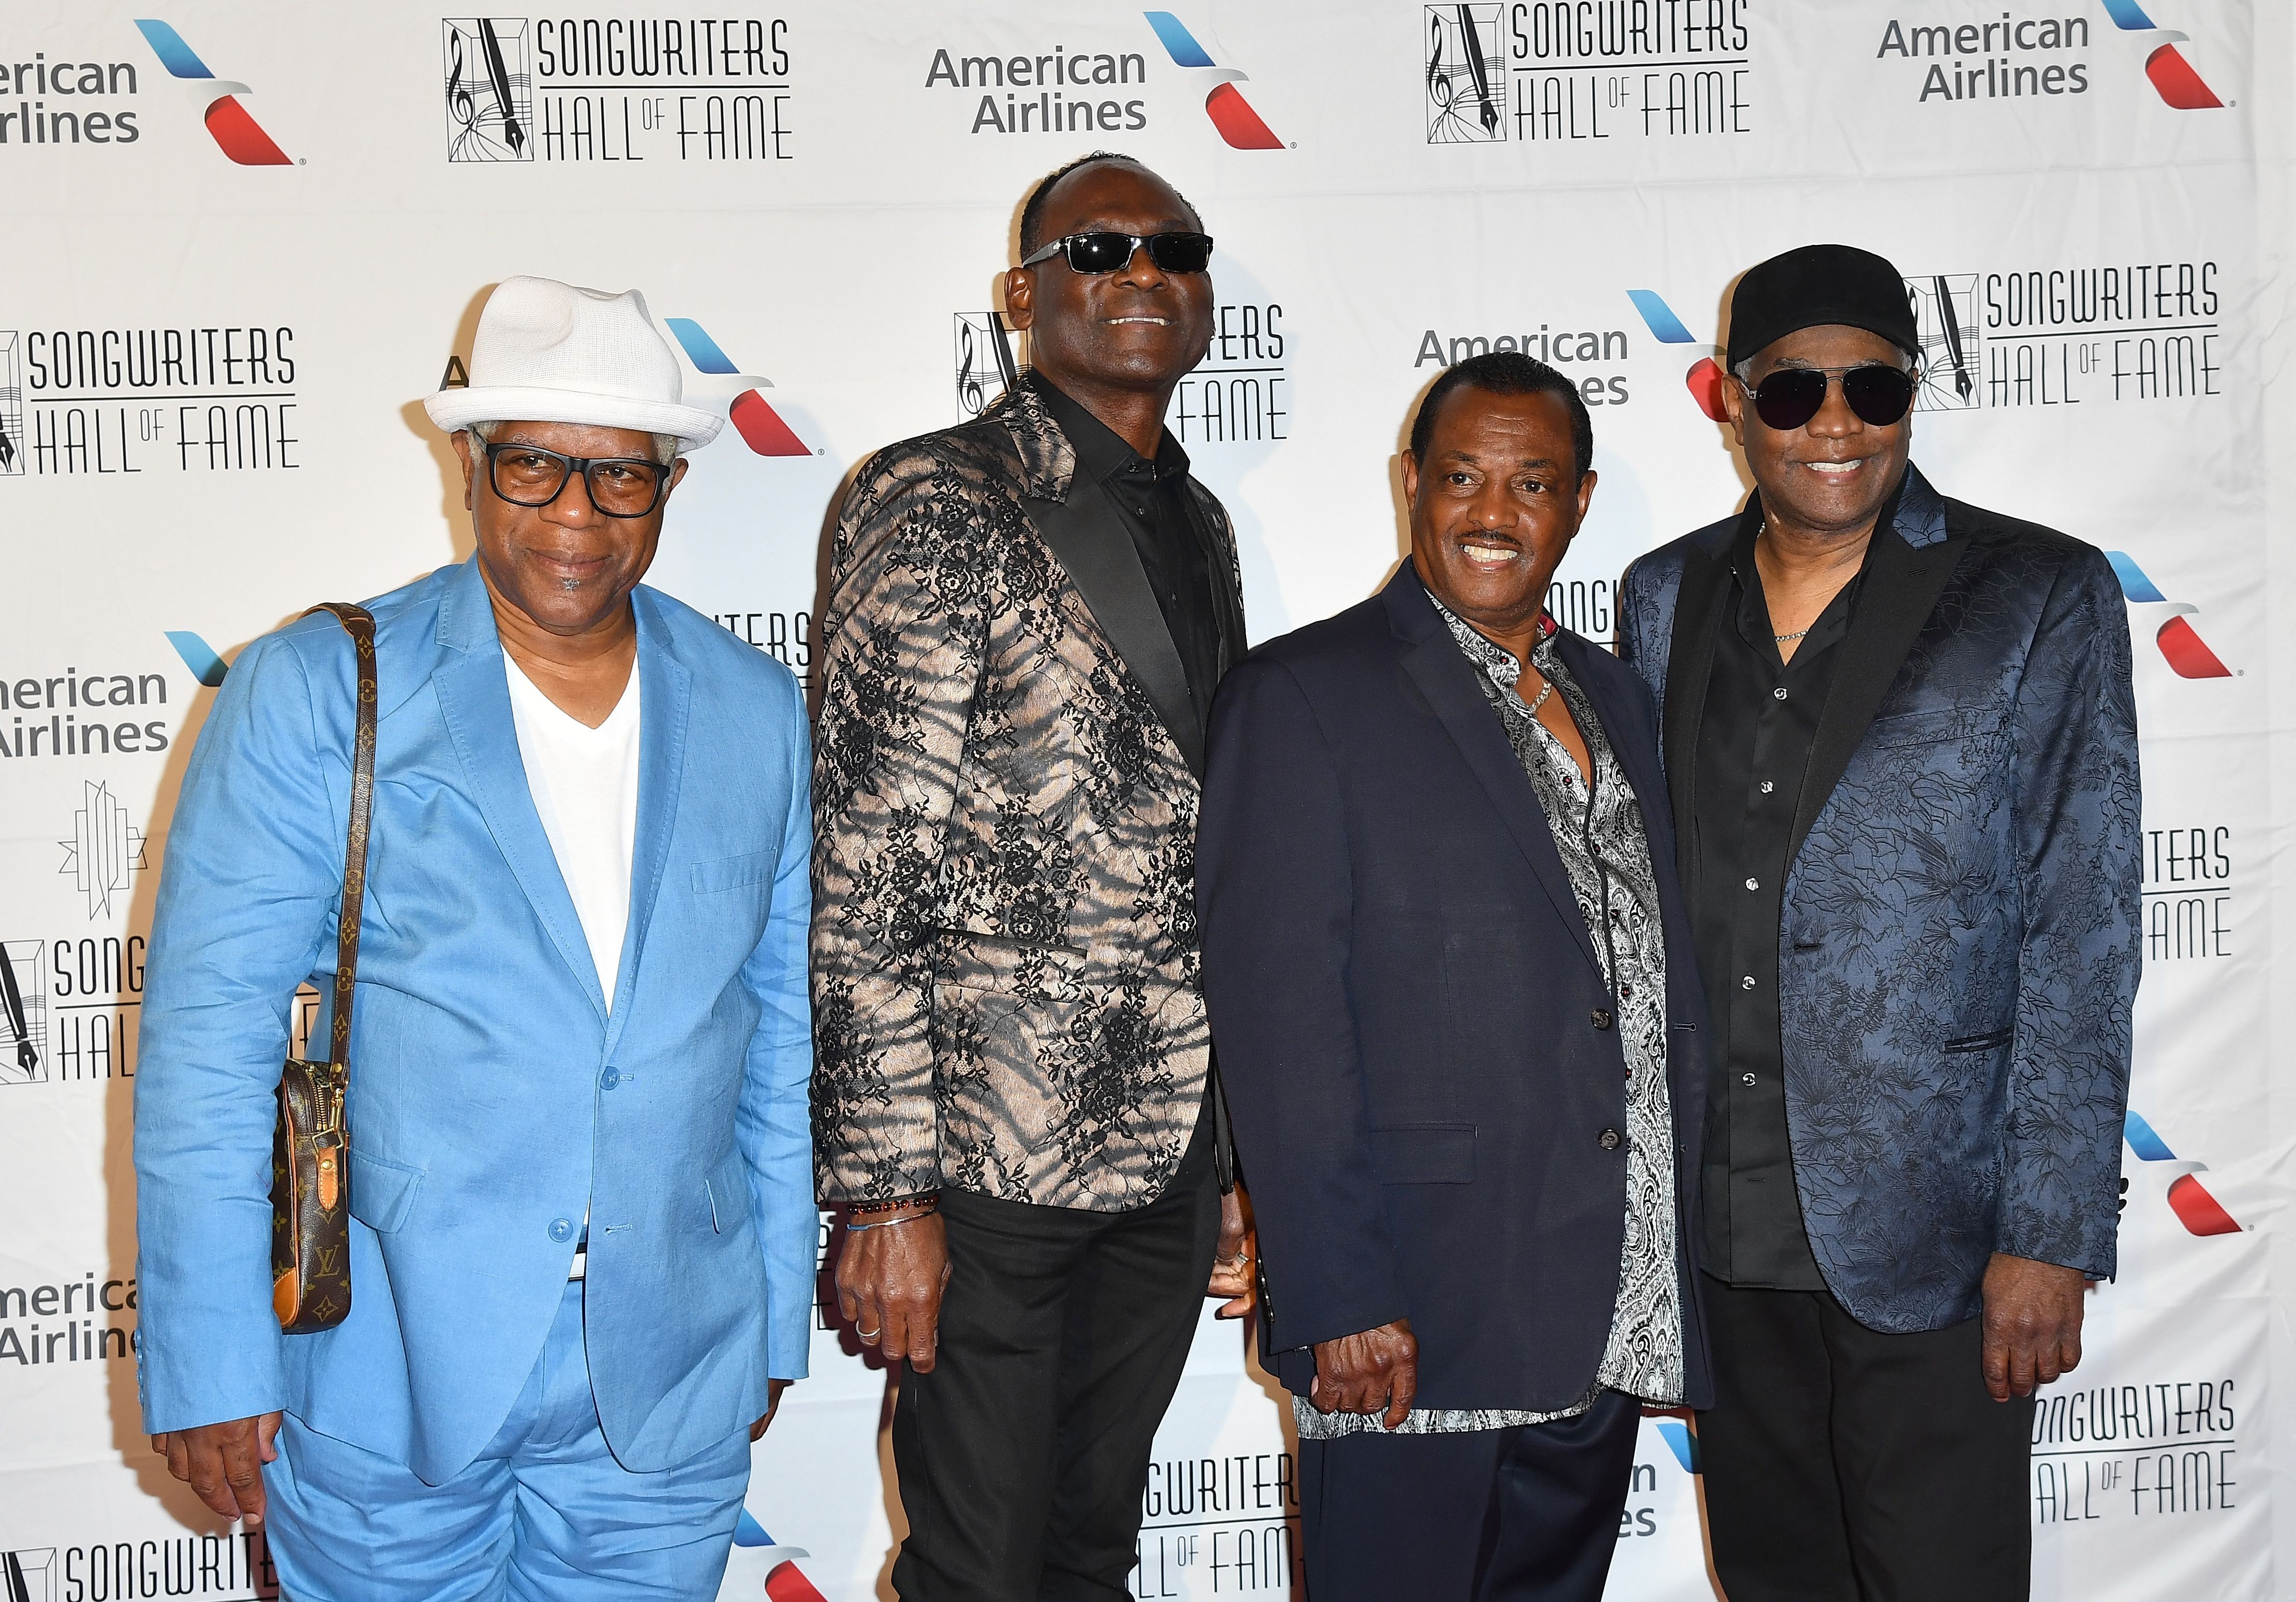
[848,1193,936,1217]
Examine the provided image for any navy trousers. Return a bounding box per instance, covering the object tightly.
[1298,1389,1643,1601]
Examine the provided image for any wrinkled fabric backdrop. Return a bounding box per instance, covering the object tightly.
[2,3,2291,1597]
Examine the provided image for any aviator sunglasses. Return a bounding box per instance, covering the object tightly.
[1740,363,1918,432]
[1020,230,1216,275]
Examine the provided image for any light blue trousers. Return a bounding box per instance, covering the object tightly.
[263,1281,751,1600]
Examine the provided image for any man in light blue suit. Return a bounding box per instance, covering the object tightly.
[134,276,815,1599]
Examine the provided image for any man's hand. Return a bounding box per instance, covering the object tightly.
[834,1208,951,1372]
[749,1377,793,1441]
[1310,1319,1418,1429]
[150,1413,283,1526]
[1207,1184,1257,1318]
[1981,1252,2089,1401]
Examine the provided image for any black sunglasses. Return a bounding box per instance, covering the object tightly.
[1740,364,1917,431]
[1019,230,1215,275]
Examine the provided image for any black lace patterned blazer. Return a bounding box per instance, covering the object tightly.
[811,384,1245,1210]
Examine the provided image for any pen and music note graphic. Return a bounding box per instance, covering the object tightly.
[442,18,534,163]
[1424,5,1506,143]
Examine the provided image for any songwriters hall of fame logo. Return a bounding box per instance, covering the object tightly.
[0,332,23,477]
[0,940,48,1087]
[444,18,534,161]
[1907,275,1981,412]
[1425,5,1505,142]
[953,312,1028,421]
[2,1548,58,1602]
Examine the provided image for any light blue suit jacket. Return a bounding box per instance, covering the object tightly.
[135,556,815,1481]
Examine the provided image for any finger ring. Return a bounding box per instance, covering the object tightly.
[858,1326,882,1340]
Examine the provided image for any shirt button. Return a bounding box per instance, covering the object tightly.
[1591,1008,1615,1030]
[1760,780,1775,794]
[1744,878,1760,891]
[600,1067,621,1090]
[1599,1128,1621,1151]
[1773,687,1788,701]
[1741,975,1757,990]
[1619,982,1633,999]
[549,1218,575,1243]
[1741,1072,1757,1087]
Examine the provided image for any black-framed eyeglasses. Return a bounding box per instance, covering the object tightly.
[1738,363,1918,432]
[1019,231,1215,275]
[481,441,675,518]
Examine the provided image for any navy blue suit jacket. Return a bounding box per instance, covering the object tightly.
[1198,565,1713,1414]
[1618,466,2141,1332]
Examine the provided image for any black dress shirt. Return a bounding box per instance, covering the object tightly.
[1689,505,1884,1287]
[1030,375,1226,733]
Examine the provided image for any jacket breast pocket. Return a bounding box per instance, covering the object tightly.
[1368,1123,1476,1184]
[691,849,777,895]
[1862,703,2009,749]
[348,1149,425,1234]
[1944,1026,2015,1054]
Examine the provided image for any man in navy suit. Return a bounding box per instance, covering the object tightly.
[1617,244,2141,1599]
[1199,352,1711,1601]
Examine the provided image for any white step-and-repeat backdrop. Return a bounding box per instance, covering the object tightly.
[4,2,2292,1597]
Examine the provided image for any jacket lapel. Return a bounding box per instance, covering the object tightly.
[1787,503,1968,865]
[429,560,607,1021]
[1011,404,1205,778]
[605,590,690,1051]
[1661,522,1738,883]
[1387,570,1602,977]
[1188,482,1251,680]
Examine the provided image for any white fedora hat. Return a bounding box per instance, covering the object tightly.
[424,276,724,450]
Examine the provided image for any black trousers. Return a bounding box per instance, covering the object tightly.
[889,1133,1220,1601]
[1298,1389,1642,1602]
[1698,1277,2036,1601]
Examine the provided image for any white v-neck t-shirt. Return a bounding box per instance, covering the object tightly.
[503,654,642,1013]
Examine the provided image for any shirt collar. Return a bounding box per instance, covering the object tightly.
[1728,472,1901,657]
[1026,372,1191,488]
[1425,587,1558,692]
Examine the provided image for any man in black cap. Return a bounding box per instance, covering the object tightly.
[1617,244,2141,1598]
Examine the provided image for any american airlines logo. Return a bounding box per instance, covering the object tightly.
[133,19,293,165]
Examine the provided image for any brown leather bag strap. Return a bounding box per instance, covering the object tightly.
[305,603,378,1068]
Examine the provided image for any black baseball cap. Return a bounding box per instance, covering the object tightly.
[1725,244,1919,370]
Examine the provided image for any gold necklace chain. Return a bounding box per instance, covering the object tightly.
[1756,519,1813,643]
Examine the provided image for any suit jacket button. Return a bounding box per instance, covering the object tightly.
[549,1218,575,1242]
[1591,1008,1614,1030]
[1598,1129,1621,1151]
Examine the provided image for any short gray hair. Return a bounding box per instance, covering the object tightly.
[468,419,681,465]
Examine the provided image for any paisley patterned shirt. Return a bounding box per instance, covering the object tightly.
[1298,600,1683,1438]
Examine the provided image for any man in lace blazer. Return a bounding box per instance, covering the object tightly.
[811,152,1253,1600]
